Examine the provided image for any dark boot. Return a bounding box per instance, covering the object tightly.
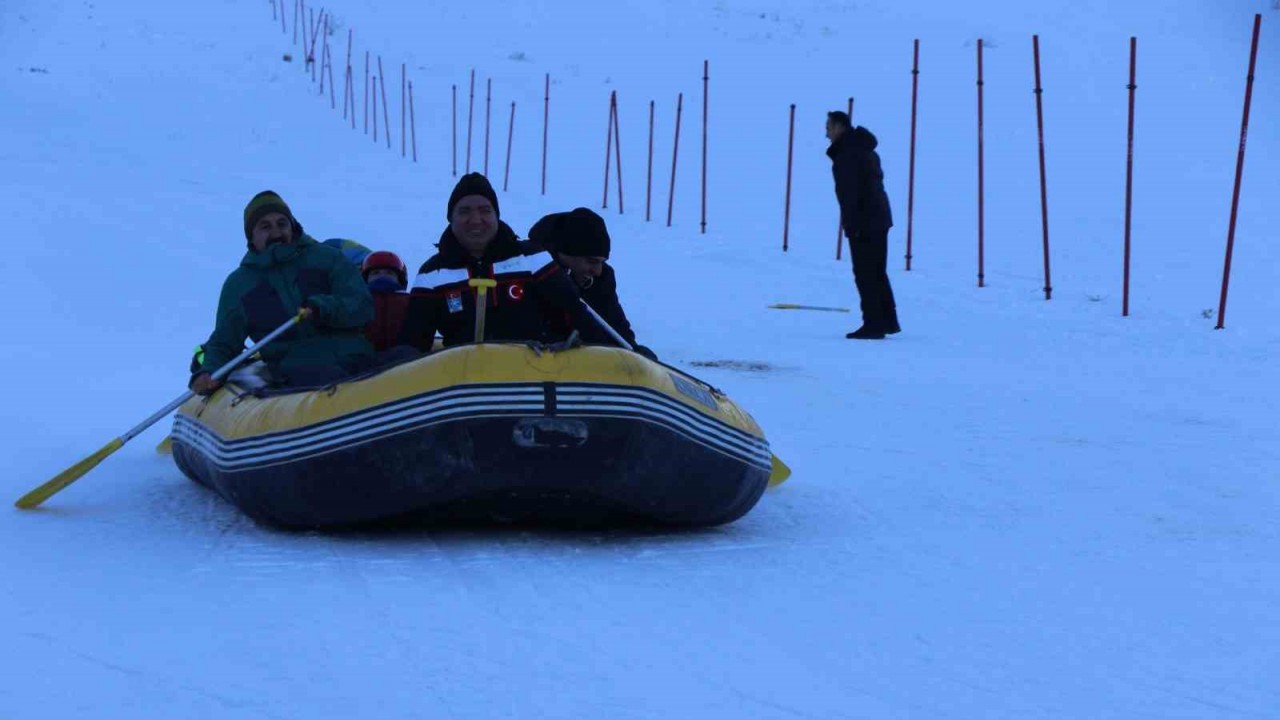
[882,268,900,334]
[846,326,886,340]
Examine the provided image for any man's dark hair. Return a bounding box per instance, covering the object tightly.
[827,110,851,129]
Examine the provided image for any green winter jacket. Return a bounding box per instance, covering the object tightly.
[195,234,375,386]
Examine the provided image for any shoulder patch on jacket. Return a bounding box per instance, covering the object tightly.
[493,253,556,277]
[412,267,471,293]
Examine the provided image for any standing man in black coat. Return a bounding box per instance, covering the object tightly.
[826,110,900,340]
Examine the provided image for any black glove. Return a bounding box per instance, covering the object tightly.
[525,330,582,356]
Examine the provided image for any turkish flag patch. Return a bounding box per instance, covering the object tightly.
[505,282,526,302]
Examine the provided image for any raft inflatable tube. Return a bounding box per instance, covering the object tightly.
[170,344,775,529]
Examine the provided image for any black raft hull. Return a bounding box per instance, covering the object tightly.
[171,345,774,529]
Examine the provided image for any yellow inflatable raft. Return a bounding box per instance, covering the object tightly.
[171,343,777,528]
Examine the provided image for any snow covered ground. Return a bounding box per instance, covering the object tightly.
[3,0,1278,717]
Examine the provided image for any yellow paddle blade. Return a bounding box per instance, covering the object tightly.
[768,453,792,488]
[155,435,173,455]
[15,437,125,509]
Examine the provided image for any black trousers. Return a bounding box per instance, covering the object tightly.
[849,231,899,332]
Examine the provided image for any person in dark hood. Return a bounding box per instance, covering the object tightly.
[398,173,593,351]
[527,207,657,361]
[189,190,375,395]
[826,111,900,340]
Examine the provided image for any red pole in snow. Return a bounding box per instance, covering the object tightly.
[701,60,709,234]
[372,71,379,144]
[1033,34,1053,300]
[409,80,418,163]
[302,4,311,66]
[1216,14,1263,330]
[293,0,299,45]
[279,0,286,32]
[1123,37,1137,317]
[646,100,655,222]
[667,92,684,228]
[783,103,796,253]
[614,93,624,213]
[484,78,493,175]
[603,92,615,209]
[318,11,327,84]
[319,14,328,93]
[363,51,369,135]
[324,47,336,109]
[503,101,515,191]
[465,69,474,173]
[307,8,320,82]
[401,63,407,158]
[906,39,919,271]
[977,38,986,288]
[342,29,352,121]
[541,73,549,195]
[451,84,458,176]
[324,29,336,109]
[836,95,853,261]
[379,56,391,149]
[318,32,327,94]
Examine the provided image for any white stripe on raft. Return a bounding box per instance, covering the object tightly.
[174,386,771,472]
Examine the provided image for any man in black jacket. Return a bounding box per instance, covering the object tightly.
[398,173,592,351]
[827,111,900,340]
[528,207,657,361]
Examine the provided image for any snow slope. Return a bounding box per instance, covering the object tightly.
[2,0,1278,717]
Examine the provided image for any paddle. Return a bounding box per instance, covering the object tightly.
[768,303,850,312]
[14,312,306,509]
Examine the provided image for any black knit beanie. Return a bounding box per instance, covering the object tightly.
[446,173,500,220]
[533,207,611,258]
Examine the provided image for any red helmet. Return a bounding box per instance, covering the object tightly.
[361,250,408,288]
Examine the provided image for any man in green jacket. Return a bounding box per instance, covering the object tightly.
[190,190,375,395]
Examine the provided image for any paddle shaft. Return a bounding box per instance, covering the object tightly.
[468,279,497,343]
[128,312,302,443]
[579,299,634,351]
